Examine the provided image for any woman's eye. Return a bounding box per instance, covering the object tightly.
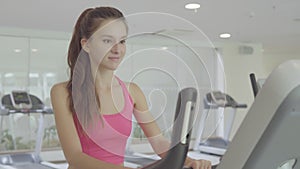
[120,39,126,44]
[103,39,112,44]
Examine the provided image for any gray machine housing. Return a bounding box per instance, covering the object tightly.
[216,60,300,169]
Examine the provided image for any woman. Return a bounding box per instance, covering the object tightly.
[51,6,211,169]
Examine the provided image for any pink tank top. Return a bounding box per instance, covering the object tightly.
[73,77,133,164]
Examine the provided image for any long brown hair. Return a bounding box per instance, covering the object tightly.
[66,7,126,126]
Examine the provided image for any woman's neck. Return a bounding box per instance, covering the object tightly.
[95,68,116,90]
[90,61,118,90]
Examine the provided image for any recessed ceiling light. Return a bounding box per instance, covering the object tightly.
[29,73,39,78]
[14,49,21,53]
[219,33,231,39]
[185,3,201,10]
[31,48,38,52]
[45,73,56,77]
[4,73,14,78]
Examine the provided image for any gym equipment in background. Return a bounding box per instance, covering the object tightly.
[249,73,259,97]
[194,91,247,156]
[0,91,57,169]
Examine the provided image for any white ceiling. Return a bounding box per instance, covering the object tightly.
[1,0,300,54]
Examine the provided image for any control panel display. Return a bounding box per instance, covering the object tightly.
[10,91,32,109]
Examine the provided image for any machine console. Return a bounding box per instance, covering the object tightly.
[10,90,32,110]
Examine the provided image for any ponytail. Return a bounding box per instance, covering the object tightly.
[66,7,126,117]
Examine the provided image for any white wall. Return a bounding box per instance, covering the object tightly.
[221,42,300,140]
[262,52,300,76]
[220,42,264,139]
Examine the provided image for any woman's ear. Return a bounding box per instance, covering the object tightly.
[81,38,89,53]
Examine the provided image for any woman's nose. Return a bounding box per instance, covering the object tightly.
[111,43,121,54]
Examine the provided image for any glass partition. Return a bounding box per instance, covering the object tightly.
[0,35,69,153]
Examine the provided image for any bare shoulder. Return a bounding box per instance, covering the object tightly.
[124,82,143,95]
[124,82,146,105]
[50,82,69,108]
[51,82,68,96]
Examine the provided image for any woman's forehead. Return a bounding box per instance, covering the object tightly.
[92,19,127,39]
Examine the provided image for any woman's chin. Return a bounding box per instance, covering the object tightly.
[100,65,119,71]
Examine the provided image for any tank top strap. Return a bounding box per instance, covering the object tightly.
[115,76,134,105]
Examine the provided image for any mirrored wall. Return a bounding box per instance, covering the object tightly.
[0,34,69,152]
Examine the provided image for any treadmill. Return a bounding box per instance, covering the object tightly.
[0,91,57,169]
[194,91,247,156]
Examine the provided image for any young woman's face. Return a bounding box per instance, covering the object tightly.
[85,19,127,71]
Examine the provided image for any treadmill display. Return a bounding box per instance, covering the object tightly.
[10,91,32,109]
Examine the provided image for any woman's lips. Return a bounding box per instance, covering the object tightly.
[108,56,120,62]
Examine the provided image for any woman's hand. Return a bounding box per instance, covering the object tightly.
[185,159,212,169]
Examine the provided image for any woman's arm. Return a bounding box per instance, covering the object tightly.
[51,83,131,169]
[128,83,170,157]
[128,83,211,169]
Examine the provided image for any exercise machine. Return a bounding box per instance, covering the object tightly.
[127,87,214,169]
[141,87,197,169]
[0,91,57,169]
[216,60,300,169]
[194,91,247,156]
